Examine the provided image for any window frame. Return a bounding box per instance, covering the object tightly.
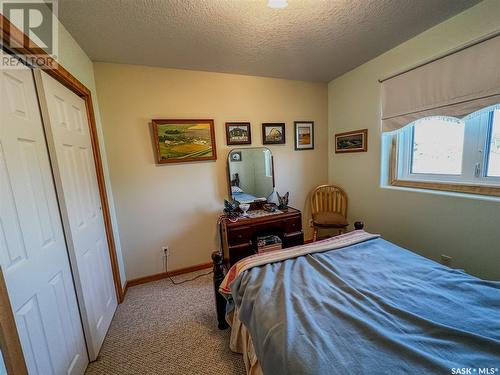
[390,106,500,197]
[484,110,500,178]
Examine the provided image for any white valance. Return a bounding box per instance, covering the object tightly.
[381,35,500,132]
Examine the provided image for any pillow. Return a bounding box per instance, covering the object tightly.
[231,186,244,193]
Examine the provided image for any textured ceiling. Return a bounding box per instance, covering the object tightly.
[59,0,480,82]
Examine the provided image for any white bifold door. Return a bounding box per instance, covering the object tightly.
[34,70,118,361]
[0,65,88,374]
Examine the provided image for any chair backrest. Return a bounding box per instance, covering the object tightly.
[310,185,348,217]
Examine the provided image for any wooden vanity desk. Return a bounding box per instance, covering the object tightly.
[221,207,304,267]
[212,147,305,328]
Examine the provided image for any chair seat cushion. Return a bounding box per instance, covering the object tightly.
[312,212,348,228]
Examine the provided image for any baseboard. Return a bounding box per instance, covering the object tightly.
[122,241,313,298]
[124,262,213,293]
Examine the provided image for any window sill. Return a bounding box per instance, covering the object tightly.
[388,179,500,200]
[380,184,500,203]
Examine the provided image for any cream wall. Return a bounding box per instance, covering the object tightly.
[328,0,500,280]
[94,63,328,280]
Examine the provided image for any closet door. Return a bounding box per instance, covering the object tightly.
[0,65,88,374]
[34,70,117,360]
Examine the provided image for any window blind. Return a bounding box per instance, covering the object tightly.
[381,35,500,132]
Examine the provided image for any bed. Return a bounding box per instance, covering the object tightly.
[212,230,500,375]
[231,189,258,204]
[231,173,266,203]
[230,173,260,203]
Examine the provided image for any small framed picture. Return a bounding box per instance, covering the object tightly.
[226,122,251,145]
[294,121,314,150]
[230,151,243,162]
[335,129,368,153]
[262,123,286,145]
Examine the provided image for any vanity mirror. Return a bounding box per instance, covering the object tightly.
[228,147,275,203]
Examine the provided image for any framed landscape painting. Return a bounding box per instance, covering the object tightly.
[335,129,368,153]
[262,123,286,145]
[152,119,217,164]
[294,121,314,150]
[226,122,251,145]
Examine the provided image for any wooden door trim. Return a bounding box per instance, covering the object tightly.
[0,268,28,375]
[0,15,124,307]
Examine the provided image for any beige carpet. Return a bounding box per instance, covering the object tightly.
[85,270,246,375]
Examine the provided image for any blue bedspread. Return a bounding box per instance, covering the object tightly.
[230,238,500,375]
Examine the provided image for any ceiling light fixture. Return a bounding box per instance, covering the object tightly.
[267,0,288,9]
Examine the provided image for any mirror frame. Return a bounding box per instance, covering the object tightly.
[227,147,275,202]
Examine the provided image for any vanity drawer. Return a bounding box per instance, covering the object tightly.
[283,232,304,248]
[227,226,252,246]
[283,217,302,233]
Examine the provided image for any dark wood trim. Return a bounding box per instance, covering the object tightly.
[225,122,252,145]
[85,92,124,304]
[1,15,124,305]
[334,128,368,153]
[1,14,53,64]
[0,268,28,375]
[262,123,286,145]
[126,262,213,289]
[151,119,217,164]
[391,177,500,197]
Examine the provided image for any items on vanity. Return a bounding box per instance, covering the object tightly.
[220,207,304,266]
[220,147,304,266]
[276,191,289,209]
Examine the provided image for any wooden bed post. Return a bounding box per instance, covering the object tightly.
[212,250,229,330]
[354,221,364,230]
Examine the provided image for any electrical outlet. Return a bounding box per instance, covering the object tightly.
[440,254,452,266]
[162,246,170,257]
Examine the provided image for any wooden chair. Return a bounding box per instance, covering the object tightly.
[310,185,348,241]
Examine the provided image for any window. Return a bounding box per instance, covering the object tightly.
[263,149,272,177]
[392,104,500,195]
[486,109,500,177]
[380,35,500,196]
[411,117,464,175]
